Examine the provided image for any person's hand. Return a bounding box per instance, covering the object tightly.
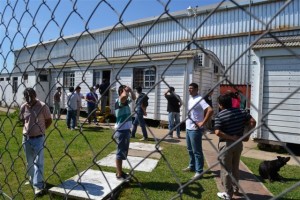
[196,121,204,128]
[125,86,132,93]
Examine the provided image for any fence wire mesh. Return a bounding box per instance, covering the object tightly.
[0,0,300,199]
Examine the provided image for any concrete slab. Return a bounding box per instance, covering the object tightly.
[48,170,124,200]
[128,149,162,159]
[129,142,163,151]
[97,154,159,172]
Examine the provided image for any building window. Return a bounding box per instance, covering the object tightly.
[0,78,4,81]
[133,67,156,88]
[6,77,10,81]
[64,72,75,88]
[39,74,48,82]
[13,77,18,93]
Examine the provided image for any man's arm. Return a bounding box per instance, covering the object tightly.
[243,116,256,141]
[45,118,52,129]
[215,129,238,141]
[196,106,213,128]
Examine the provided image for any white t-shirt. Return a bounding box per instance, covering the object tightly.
[186,95,209,130]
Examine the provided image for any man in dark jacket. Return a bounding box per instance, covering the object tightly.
[131,86,148,141]
[164,87,182,138]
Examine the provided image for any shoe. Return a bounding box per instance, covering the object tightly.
[192,172,201,180]
[70,128,74,131]
[116,172,130,182]
[139,137,148,141]
[34,188,43,196]
[182,167,195,172]
[177,136,181,139]
[95,122,99,125]
[217,192,231,199]
[233,189,240,195]
[166,135,173,139]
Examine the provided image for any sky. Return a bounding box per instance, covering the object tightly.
[0,0,223,72]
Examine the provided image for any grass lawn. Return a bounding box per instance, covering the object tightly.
[0,112,218,199]
[241,157,300,200]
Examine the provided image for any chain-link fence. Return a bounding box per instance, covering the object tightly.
[1,0,300,199]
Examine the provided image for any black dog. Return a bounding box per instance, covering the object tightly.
[259,156,290,182]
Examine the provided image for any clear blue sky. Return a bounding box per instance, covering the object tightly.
[0,0,222,71]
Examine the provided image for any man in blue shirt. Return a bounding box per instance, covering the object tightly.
[86,87,98,125]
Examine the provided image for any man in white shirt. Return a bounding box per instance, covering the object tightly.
[75,86,84,128]
[66,87,78,130]
[182,83,213,179]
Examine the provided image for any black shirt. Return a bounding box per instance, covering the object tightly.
[165,93,181,113]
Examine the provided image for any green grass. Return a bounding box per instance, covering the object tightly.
[0,112,218,199]
[241,157,300,200]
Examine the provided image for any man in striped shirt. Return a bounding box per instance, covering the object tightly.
[114,85,136,181]
[214,94,256,200]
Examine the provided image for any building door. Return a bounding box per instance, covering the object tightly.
[262,56,300,144]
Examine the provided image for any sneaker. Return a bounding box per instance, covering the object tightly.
[116,172,130,182]
[182,166,195,172]
[139,137,148,141]
[166,135,173,139]
[217,192,231,199]
[177,136,181,139]
[34,188,43,196]
[192,172,201,180]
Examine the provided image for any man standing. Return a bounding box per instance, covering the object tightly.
[214,94,256,199]
[183,83,213,179]
[74,86,84,128]
[86,87,98,125]
[164,86,182,139]
[52,87,62,120]
[114,85,136,181]
[131,86,148,141]
[20,88,52,196]
[66,87,77,130]
[99,79,110,114]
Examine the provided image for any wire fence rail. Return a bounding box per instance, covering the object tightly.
[1,0,300,199]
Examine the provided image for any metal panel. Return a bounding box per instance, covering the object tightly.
[262,56,300,144]
[13,0,300,85]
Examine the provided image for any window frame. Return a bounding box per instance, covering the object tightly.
[133,66,156,89]
[63,72,75,88]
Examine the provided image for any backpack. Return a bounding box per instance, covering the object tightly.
[139,93,149,107]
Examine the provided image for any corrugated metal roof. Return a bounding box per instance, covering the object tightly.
[253,35,300,49]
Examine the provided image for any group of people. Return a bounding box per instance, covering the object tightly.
[19,83,255,199]
[114,83,256,200]
[52,79,110,130]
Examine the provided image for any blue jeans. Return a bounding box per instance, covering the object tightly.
[87,105,97,123]
[168,112,180,137]
[131,109,148,138]
[186,129,204,173]
[22,135,45,189]
[53,102,60,119]
[67,109,76,129]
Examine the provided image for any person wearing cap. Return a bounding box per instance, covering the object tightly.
[19,88,52,196]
